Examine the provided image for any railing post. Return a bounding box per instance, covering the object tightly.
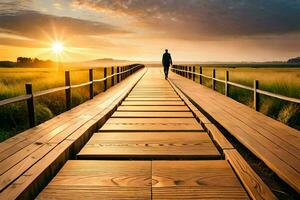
[111,67,114,86]
[254,80,259,111]
[117,67,120,83]
[179,66,181,76]
[189,66,192,79]
[181,66,183,76]
[185,66,188,78]
[65,71,71,110]
[121,67,124,81]
[89,69,93,99]
[225,70,229,96]
[25,83,35,128]
[212,68,216,90]
[199,66,202,84]
[192,66,195,81]
[103,67,107,91]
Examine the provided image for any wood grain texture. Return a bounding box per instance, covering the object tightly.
[122,101,185,106]
[127,95,179,98]
[205,123,234,150]
[225,149,277,200]
[112,111,194,118]
[152,160,249,199]
[100,118,204,132]
[117,106,189,112]
[169,72,300,193]
[36,160,151,200]
[0,68,147,199]
[77,132,220,159]
[125,97,181,101]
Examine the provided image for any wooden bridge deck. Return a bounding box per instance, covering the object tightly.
[169,70,300,195]
[37,69,249,199]
[1,67,298,199]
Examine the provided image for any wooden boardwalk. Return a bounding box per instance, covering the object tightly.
[35,68,276,200]
[169,70,300,195]
[37,69,250,199]
[1,67,298,199]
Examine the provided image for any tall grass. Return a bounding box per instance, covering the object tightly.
[193,66,300,130]
[0,67,112,142]
[1,66,299,142]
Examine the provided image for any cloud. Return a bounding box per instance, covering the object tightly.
[72,0,300,40]
[0,37,42,48]
[0,0,32,13]
[0,9,128,41]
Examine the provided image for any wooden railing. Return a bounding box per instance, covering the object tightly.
[0,64,144,127]
[171,65,300,111]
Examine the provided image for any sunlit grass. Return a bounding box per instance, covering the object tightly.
[193,66,300,130]
[0,67,112,141]
[0,66,299,142]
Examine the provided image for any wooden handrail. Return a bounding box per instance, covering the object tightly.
[171,65,300,105]
[0,94,31,106]
[0,64,144,127]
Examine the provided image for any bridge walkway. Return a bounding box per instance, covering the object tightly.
[36,68,271,199]
[169,69,300,196]
[0,67,280,199]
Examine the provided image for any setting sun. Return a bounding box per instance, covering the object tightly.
[52,42,64,55]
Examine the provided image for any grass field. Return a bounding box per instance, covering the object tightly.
[0,67,113,141]
[192,66,300,130]
[0,65,299,142]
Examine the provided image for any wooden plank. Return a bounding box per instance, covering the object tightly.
[0,68,147,199]
[0,79,149,190]
[36,160,151,199]
[112,111,194,118]
[169,72,300,193]
[0,106,89,159]
[77,132,220,159]
[128,94,178,97]
[117,105,190,112]
[0,117,89,190]
[152,160,249,199]
[122,101,185,106]
[205,123,234,150]
[192,92,300,182]
[168,79,213,124]
[100,118,204,132]
[130,91,176,94]
[225,149,277,200]
[125,97,181,101]
[200,93,300,159]
[132,89,174,92]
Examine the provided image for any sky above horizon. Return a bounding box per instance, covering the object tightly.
[0,0,300,62]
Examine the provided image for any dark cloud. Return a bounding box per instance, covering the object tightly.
[0,0,32,13]
[73,0,300,39]
[0,10,128,41]
[0,37,42,48]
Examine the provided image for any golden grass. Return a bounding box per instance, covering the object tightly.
[0,66,299,142]
[191,66,300,130]
[0,67,111,141]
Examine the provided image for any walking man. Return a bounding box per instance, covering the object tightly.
[162,49,172,79]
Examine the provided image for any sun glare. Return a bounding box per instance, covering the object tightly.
[52,42,64,54]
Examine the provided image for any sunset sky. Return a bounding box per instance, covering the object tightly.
[0,0,300,62]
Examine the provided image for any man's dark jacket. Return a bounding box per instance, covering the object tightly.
[162,52,172,68]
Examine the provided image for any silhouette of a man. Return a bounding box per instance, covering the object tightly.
[162,49,172,79]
